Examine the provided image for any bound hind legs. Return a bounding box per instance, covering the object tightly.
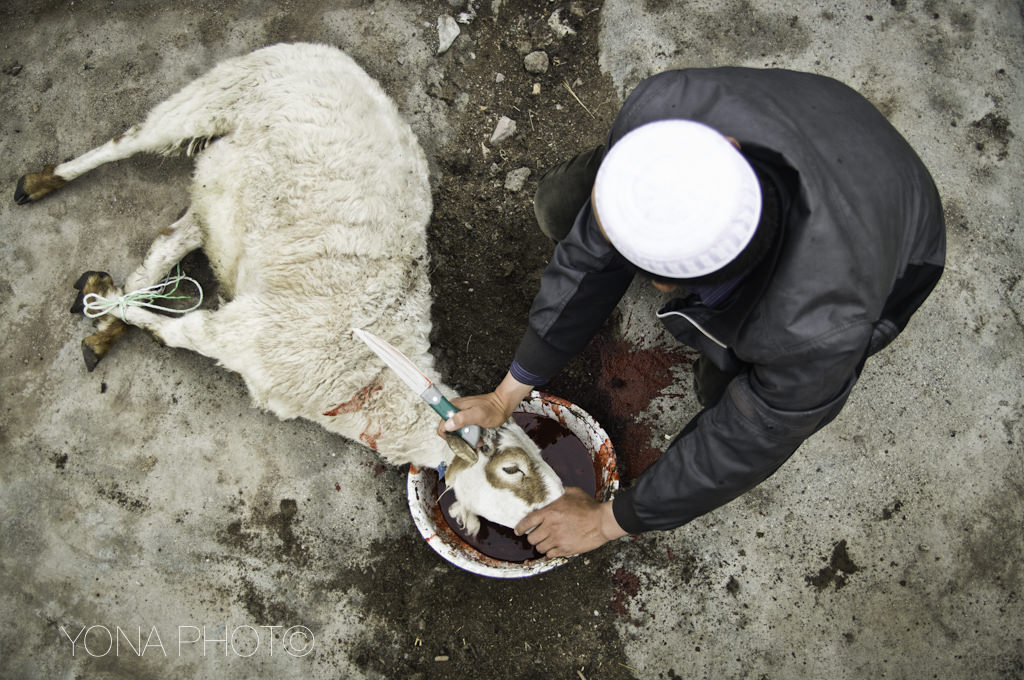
[70,208,203,370]
[70,272,129,372]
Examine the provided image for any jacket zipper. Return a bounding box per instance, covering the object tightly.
[656,310,729,350]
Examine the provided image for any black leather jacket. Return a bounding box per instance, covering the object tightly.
[513,68,946,533]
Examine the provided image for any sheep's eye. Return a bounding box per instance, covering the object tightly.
[502,465,522,475]
[479,444,491,453]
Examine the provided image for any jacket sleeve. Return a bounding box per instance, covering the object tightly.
[612,345,863,533]
[513,203,635,382]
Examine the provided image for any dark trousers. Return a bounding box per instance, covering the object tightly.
[692,356,736,407]
[532,145,734,408]
[533,145,604,242]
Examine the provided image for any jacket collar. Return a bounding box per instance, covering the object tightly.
[660,144,798,347]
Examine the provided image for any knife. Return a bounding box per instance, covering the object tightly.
[353,328,481,449]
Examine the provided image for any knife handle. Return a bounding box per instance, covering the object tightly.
[421,385,481,449]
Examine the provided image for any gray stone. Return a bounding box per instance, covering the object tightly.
[489,115,517,144]
[437,15,460,55]
[504,167,531,192]
[524,50,549,74]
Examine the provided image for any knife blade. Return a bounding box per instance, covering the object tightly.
[353,328,481,448]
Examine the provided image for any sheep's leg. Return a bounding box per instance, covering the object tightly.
[124,208,203,291]
[72,209,203,371]
[17,127,165,204]
[14,54,259,205]
[75,285,225,373]
[113,303,238,372]
[14,118,214,205]
[81,275,257,385]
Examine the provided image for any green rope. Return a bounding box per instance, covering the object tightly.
[82,265,204,322]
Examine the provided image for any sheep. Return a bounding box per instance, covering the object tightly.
[14,42,564,538]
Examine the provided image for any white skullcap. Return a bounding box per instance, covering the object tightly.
[592,120,762,279]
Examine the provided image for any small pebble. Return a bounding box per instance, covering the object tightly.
[504,167,531,192]
[489,116,517,145]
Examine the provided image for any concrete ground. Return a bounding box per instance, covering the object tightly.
[1,1,1021,679]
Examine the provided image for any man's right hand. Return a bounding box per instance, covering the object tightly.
[436,370,534,438]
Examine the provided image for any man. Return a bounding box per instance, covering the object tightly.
[443,67,946,557]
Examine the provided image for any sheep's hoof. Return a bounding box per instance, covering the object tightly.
[81,338,103,372]
[15,165,67,205]
[70,271,114,314]
[13,175,32,205]
[80,320,128,372]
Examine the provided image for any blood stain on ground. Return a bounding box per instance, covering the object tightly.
[584,330,694,479]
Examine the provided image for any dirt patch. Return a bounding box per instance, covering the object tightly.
[968,111,1014,160]
[331,535,643,680]
[238,575,303,629]
[806,539,861,592]
[97,482,150,513]
[427,0,617,399]
[881,499,905,520]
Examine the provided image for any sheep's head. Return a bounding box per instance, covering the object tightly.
[443,422,564,538]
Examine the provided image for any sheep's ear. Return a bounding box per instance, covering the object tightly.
[449,500,481,537]
[445,432,478,464]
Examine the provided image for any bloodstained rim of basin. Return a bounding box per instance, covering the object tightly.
[407,391,619,578]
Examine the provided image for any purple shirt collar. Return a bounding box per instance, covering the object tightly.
[688,273,747,309]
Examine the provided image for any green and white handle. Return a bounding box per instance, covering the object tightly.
[421,385,481,448]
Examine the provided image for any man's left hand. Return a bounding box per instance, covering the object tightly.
[514,487,627,557]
